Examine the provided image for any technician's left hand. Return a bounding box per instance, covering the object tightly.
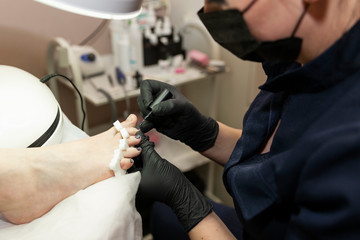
[135,131,212,232]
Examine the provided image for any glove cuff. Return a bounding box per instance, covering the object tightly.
[184,117,219,152]
[170,179,213,232]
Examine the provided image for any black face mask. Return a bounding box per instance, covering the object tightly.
[198,1,309,62]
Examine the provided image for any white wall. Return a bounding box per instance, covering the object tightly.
[0,0,112,54]
[169,0,266,206]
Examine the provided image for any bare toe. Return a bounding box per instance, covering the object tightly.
[120,158,134,170]
[127,136,141,146]
[123,147,141,158]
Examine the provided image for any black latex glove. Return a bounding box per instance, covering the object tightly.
[136,131,212,232]
[137,79,219,152]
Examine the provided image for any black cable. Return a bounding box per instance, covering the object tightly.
[79,19,108,46]
[97,89,118,123]
[40,73,86,131]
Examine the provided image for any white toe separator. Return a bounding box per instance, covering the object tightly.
[109,149,125,176]
[113,120,124,132]
[113,120,130,139]
[119,139,129,150]
[120,128,130,139]
[110,121,131,176]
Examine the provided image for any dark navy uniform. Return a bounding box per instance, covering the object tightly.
[224,20,360,240]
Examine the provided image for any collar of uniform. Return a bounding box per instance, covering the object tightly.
[260,19,360,93]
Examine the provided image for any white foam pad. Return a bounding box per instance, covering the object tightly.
[120,128,129,139]
[113,120,124,132]
[119,139,129,150]
[109,149,125,177]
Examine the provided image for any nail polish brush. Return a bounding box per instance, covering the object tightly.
[137,88,172,129]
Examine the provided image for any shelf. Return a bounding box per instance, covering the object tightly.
[80,54,208,106]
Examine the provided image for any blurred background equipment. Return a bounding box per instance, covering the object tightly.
[34,0,143,19]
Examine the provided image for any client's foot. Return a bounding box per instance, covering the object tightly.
[0,114,141,224]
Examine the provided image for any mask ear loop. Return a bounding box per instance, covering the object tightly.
[291,3,310,37]
[242,0,258,13]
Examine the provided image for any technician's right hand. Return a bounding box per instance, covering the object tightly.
[137,79,219,152]
[136,131,212,232]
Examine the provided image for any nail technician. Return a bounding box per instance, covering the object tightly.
[136,0,360,239]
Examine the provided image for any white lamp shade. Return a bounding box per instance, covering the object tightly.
[34,0,143,19]
[0,65,64,148]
